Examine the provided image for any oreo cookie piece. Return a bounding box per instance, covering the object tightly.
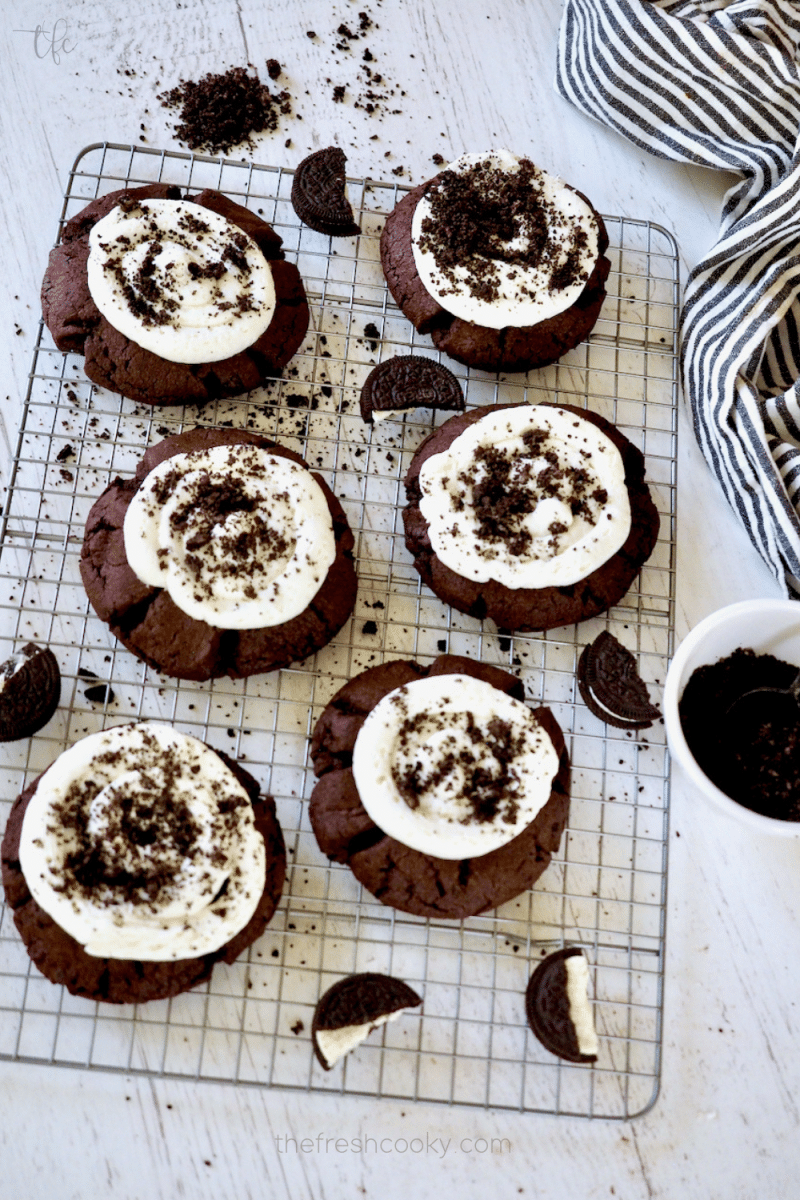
[311,972,422,1070]
[359,354,465,423]
[0,644,61,742]
[291,147,361,236]
[525,947,598,1064]
[578,631,661,730]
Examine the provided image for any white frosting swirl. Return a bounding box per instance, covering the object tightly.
[18,723,266,961]
[411,150,599,330]
[123,442,336,629]
[351,674,559,859]
[417,405,631,589]
[87,197,276,363]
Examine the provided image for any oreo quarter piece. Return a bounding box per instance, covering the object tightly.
[0,644,61,742]
[291,147,361,236]
[360,354,465,423]
[578,631,661,730]
[525,947,598,1064]
[311,972,422,1070]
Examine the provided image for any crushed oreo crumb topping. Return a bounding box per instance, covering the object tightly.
[145,447,295,603]
[417,156,596,304]
[96,200,260,331]
[389,701,539,827]
[45,727,248,909]
[455,425,601,561]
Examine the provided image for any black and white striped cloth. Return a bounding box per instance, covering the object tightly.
[556,0,800,593]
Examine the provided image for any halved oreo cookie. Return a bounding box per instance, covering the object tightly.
[291,146,361,236]
[578,631,661,730]
[360,354,465,423]
[525,947,598,1064]
[0,644,61,741]
[311,972,422,1070]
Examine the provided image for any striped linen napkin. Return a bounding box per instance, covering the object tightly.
[556,0,800,594]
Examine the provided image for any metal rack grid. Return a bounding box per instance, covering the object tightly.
[0,143,678,1120]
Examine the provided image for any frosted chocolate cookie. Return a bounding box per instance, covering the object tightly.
[311,973,422,1070]
[41,184,309,406]
[80,427,357,681]
[309,655,570,920]
[403,402,659,632]
[0,722,286,1005]
[380,150,610,373]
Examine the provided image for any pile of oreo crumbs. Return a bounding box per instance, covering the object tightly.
[158,66,292,154]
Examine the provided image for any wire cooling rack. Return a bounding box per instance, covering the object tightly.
[0,143,677,1119]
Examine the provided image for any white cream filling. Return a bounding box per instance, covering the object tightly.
[418,405,631,589]
[18,723,266,961]
[411,150,599,330]
[315,1009,404,1068]
[0,649,30,691]
[87,197,276,363]
[565,952,599,1057]
[351,673,559,860]
[123,442,336,629]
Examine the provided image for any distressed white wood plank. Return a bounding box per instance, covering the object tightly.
[0,1,796,1198]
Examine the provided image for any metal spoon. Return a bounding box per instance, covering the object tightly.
[725,666,800,725]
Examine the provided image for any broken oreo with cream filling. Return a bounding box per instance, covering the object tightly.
[0,644,61,741]
[525,947,598,1063]
[291,147,361,236]
[359,354,464,423]
[578,631,660,729]
[311,972,422,1070]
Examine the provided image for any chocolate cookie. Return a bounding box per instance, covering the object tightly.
[80,427,358,681]
[309,655,570,919]
[403,403,660,633]
[41,184,309,406]
[577,631,661,729]
[291,147,361,236]
[525,947,598,1064]
[380,173,610,374]
[1,747,286,1005]
[0,644,61,741]
[359,354,464,423]
[311,973,422,1069]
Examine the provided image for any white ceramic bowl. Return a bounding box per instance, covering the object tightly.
[664,598,800,836]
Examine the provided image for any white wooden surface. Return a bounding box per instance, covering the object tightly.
[0,2,796,1197]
